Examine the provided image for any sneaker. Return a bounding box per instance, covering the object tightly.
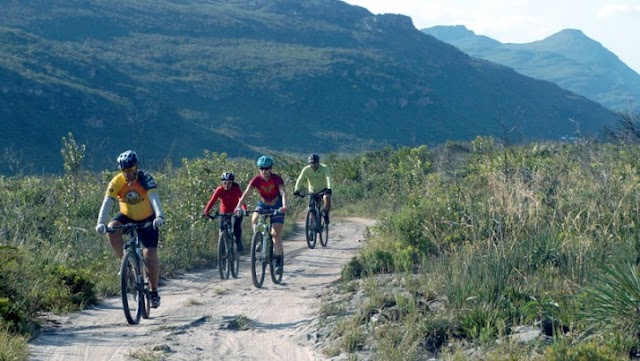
[236,241,244,253]
[323,210,330,224]
[274,256,283,275]
[150,291,161,308]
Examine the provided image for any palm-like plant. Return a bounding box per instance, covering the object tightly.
[579,262,640,348]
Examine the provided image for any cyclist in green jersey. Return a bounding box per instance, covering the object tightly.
[293,153,332,224]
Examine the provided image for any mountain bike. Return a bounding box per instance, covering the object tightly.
[107,222,153,325]
[247,209,284,288]
[297,189,329,249]
[207,212,239,280]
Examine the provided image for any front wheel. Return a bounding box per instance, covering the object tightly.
[251,232,266,288]
[120,252,143,325]
[218,233,230,280]
[305,208,317,249]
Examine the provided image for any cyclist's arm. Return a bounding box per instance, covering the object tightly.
[203,189,221,214]
[148,190,165,219]
[293,168,306,192]
[279,183,288,209]
[236,185,254,211]
[232,186,247,211]
[97,196,115,225]
[323,165,332,191]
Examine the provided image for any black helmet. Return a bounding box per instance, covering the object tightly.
[221,172,235,181]
[308,153,320,163]
[117,150,138,170]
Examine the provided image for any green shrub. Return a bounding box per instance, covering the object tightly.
[545,340,622,361]
[342,257,364,281]
[0,325,28,361]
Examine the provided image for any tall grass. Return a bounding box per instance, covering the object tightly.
[339,139,640,359]
[4,137,640,359]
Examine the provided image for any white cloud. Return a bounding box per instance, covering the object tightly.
[597,4,640,18]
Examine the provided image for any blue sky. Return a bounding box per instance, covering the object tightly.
[342,0,640,73]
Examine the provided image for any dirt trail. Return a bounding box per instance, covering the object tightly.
[29,217,374,361]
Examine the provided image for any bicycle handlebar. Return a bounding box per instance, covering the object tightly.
[295,189,329,198]
[206,212,236,220]
[245,209,282,216]
[106,222,153,233]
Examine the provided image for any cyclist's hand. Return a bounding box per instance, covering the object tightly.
[153,217,164,229]
[95,223,107,234]
[202,213,208,219]
[278,206,287,214]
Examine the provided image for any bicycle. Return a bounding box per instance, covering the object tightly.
[107,222,153,325]
[296,189,329,249]
[246,209,284,288]
[207,212,239,280]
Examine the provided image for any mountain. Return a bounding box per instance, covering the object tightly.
[0,0,619,174]
[422,25,640,113]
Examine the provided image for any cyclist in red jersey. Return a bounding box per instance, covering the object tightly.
[202,172,247,252]
[235,155,288,275]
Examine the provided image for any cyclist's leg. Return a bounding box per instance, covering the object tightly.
[140,219,161,307]
[271,222,284,256]
[108,213,132,259]
[251,211,260,233]
[143,247,160,289]
[323,192,332,224]
[233,215,244,251]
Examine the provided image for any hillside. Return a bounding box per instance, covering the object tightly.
[422,25,640,113]
[0,0,618,174]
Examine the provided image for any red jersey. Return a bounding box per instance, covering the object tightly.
[203,183,245,214]
[249,173,284,205]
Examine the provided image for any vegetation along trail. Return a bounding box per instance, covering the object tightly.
[28,218,374,361]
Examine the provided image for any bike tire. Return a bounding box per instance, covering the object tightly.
[251,232,266,288]
[230,232,239,279]
[142,285,151,319]
[120,252,143,325]
[218,233,230,280]
[305,208,317,249]
[270,239,283,285]
[319,212,329,247]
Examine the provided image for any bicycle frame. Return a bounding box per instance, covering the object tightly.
[298,189,329,248]
[207,212,239,279]
[107,221,153,325]
[247,209,283,288]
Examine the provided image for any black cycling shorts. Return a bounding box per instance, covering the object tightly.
[112,213,159,249]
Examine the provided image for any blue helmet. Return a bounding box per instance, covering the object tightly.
[256,155,273,168]
[117,150,138,170]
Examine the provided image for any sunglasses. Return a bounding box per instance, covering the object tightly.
[121,166,137,173]
[259,167,271,171]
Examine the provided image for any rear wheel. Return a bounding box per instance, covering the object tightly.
[230,232,239,278]
[120,252,143,325]
[319,211,329,247]
[218,233,230,279]
[251,232,266,288]
[305,208,317,249]
[142,274,151,319]
[270,239,283,285]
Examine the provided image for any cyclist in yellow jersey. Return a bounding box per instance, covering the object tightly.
[294,153,332,224]
[95,150,165,308]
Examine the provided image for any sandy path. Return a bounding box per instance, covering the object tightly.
[29,217,374,361]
